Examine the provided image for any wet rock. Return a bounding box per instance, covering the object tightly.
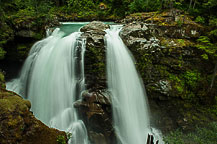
[80,21,110,32]
[81,21,109,91]
[74,91,116,144]
[89,131,107,144]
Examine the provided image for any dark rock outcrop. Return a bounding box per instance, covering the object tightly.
[74,91,116,144]
[81,21,109,91]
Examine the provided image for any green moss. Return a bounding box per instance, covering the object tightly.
[161,38,194,49]
[195,16,205,24]
[176,18,183,27]
[33,33,43,40]
[57,135,66,144]
[196,36,217,59]
[182,70,201,89]
[0,72,5,82]
[168,71,200,101]
[208,105,217,116]
[0,46,7,60]
[16,44,31,59]
[201,54,209,60]
[0,71,5,89]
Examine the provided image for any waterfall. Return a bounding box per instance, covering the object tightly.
[6,27,89,144]
[106,25,151,144]
[6,22,163,144]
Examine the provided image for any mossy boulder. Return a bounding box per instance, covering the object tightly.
[80,21,110,32]
[0,72,67,144]
[121,9,204,39]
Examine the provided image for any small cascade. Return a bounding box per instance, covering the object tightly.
[46,28,52,37]
[6,27,89,144]
[106,25,162,144]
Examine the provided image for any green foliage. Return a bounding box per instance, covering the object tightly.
[164,129,185,144]
[209,29,217,38]
[0,47,6,60]
[169,74,185,94]
[182,71,201,89]
[0,71,5,88]
[67,0,96,13]
[208,105,217,116]
[129,0,161,13]
[209,18,217,27]
[0,71,5,83]
[196,36,217,59]
[176,19,183,27]
[201,54,209,60]
[56,135,66,144]
[168,70,201,100]
[66,132,72,140]
[195,16,205,24]
[164,122,217,144]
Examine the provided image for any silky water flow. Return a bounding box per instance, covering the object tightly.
[105,25,163,144]
[7,28,89,144]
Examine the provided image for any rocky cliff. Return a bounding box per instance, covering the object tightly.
[119,9,217,132]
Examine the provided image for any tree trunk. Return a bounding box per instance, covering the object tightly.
[189,0,193,10]
[193,0,197,9]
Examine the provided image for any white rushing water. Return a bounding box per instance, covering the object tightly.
[7,28,89,144]
[106,25,153,144]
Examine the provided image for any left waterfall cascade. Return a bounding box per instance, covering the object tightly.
[6,26,89,144]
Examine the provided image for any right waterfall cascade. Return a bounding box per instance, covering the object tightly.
[105,25,163,144]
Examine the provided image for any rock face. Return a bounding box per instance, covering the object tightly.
[75,21,117,144]
[81,21,109,91]
[0,73,67,144]
[119,9,217,132]
[74,91,115,144]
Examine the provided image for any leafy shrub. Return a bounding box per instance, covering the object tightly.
[195,16,205,24]
[0,47,6,60]
[56,135,66,144]
[196,36,217,59]
[164,122,217,144]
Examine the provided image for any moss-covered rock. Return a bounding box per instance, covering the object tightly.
[0,72,67,144]
[119,10,217,132]
[81,21,109,91]
[121,9,204,39]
